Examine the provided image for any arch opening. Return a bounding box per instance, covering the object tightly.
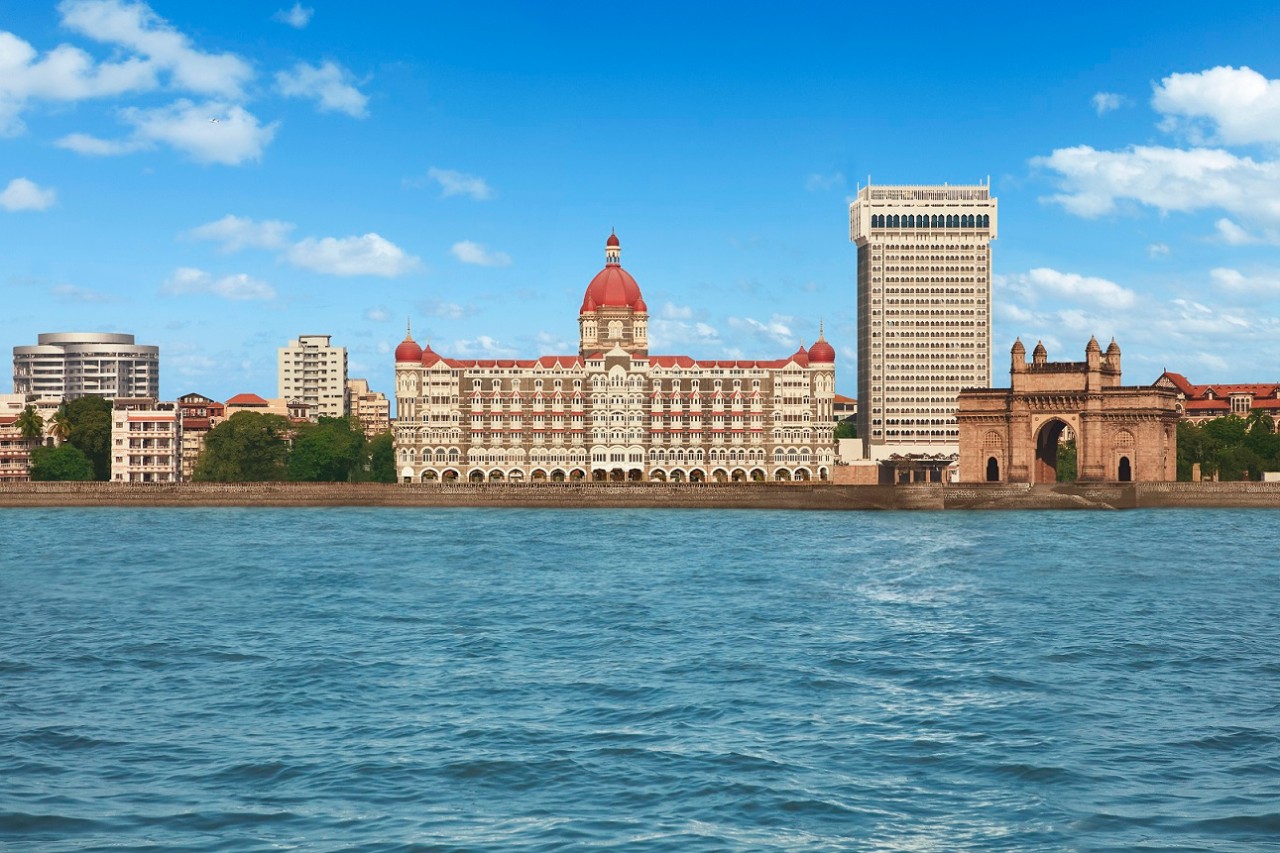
[1034,419,1073,484]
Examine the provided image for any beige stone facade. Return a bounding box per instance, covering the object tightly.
[957,338,1179,483]
[13,332,159,402]
[393,235,836,484]
[278,335,347,419]
[849,182,997,460]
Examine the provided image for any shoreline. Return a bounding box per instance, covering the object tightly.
[2,481,1280,510]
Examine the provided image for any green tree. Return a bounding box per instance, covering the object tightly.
[194,411,291,482]
[15,405,43,441]
[289,416,367,482]
[365,431,396,483]
[48,409,72,443]
[29,444,94,481]
[62,396,113,480]
[834,421,858,440]
[1176,420,1217,480]
[1056,438,1078,482]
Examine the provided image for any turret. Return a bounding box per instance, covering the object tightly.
[1032,340,1047,366]
[1011,337,1026,374]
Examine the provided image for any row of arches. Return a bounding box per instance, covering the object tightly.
[872,213,990,229]
[981,420,1137,483]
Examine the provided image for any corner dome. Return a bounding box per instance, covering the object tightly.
[791,344,810,367]
[395,328,422,363]
[581,232,644,311]
[809,323,835,364]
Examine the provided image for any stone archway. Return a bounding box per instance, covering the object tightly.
[1034,419,1070,484]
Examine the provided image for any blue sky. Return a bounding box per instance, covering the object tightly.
[5,1,1280,402]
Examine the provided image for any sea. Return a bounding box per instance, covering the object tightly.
[2,507,1278,852]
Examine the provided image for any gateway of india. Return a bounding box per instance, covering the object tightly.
[393,233,837,484]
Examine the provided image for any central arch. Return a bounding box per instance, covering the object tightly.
[1034,419,1071,484]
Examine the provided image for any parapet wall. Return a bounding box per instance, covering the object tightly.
[2,481,1279,510]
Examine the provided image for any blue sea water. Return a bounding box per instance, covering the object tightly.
[1,507,1279,852]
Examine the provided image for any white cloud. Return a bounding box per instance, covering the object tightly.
[415,167,494,200]
[1147,241,1171,258]
[162,266,275,300]
[275,61,367,118]
[662,302,693,320]
[0,29,153,134]
[1091,92,1126,115]
[58,0,253,98]
[52,283,114,302]
[805,171,844,192]
[1211,267,1280,296]
[534,330,572,352]
[727,314,796,349]
[1020,267,1137,309]
[287,233,421,277]
[648,317,719,351]
[272,3,313,28]
[365,307,390,322]
[58,99,278,164]
[187,214,294,251]
[451,240,511,267]
[452,335,517,358]
[419,298,471,319]
[1151,65,1280,146]
[1033,144,1280,231]
[1214,218,1260,245]
[0,177,56,211]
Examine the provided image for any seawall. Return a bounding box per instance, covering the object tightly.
[2,481,1280,510]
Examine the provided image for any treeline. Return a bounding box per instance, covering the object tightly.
[1177,413,1280,481]
[26,396,111,481]
[194,412,396,483]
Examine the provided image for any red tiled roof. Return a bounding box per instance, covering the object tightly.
[226,393,268,405]
[1183,400,1229,411]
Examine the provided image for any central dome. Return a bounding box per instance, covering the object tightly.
[581,232,645,312]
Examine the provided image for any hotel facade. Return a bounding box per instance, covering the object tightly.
[393,234,836,483]
[849,182,997,460]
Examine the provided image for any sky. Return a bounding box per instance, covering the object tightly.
[5,0,1280,402]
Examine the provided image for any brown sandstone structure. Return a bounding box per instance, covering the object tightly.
[956,338,1179,483]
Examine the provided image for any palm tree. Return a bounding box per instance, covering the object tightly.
[49,407,72,445]
[15,405,43,441]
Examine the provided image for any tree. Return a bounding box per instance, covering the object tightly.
[1056,438,1078,482]
[15,405,43,441]
[289,416,367,482]
[62,396,113,480]
[48,409,72,443]
[194,411,291,482]
[29,444,94,481]
[834,421,858,440]
[366,431,396,483]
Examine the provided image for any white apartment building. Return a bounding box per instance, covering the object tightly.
[278,335,348,419]
[110,398,182,483]
[849,182,997,460]
[13,332,159,401]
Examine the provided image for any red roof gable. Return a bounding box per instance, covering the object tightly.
[226,393,268,405]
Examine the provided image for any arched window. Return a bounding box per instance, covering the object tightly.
[986,457,1000,481]
[982,214,990,227]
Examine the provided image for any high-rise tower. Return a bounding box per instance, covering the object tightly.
[849,182,997,460]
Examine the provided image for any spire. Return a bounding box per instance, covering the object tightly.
[404,318,413,340]
[605,230,620,266]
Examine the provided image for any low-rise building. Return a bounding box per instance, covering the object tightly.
[110,398,181,483]
[177,392,226,481]
[348,378,391,437]
[1155,371,1280,426]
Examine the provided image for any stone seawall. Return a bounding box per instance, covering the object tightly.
[2,481,1280,510]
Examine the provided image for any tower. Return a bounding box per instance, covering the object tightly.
[849,182,998,460]
[578,231,648,358]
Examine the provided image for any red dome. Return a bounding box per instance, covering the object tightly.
[634,295,648,313]
[809,338,835,364]
[791,345,810,367]
[581,232,644,311]
[421,342,443,367]
[395,335,422,363]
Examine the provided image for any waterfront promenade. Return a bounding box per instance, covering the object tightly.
[2,481,1280,510]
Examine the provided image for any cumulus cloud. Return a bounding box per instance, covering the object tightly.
[662,302,693,320]
[1017,267,1137,310]
[1214,218,1261,245]
[186,214,294,251]
[275,61,367,118]
[452,335,517,358]
[1211,267,1280,296]
[59,0,253,98]
[1151,65,1280,146]
[364,307,390,322]
[1147,241,1171,258]
[0,177,56,211]
[727,314,796,349]
[162,266,275,300]
[1091,92,1126,115]
[411,167,494,200]
[272,3,313,28]
[57,99,278,164]
[451,240,511,267]
[805,171,844,192]
[288,233,421,277]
